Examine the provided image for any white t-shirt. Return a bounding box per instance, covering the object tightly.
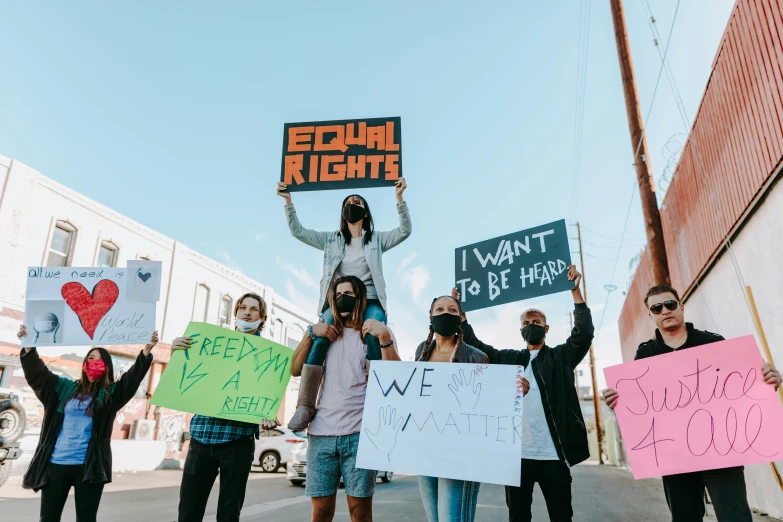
[520,350,560,460]
[334,238,376,299]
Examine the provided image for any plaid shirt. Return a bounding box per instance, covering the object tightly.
[188,328,262,445]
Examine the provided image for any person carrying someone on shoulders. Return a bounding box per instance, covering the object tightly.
[413,294,489,522]
[277,178,411,430]
[454,265,593,522]
[602,284,782,522]
[17,325,158,522]
[290,275,400,522]
[172,292,279,522]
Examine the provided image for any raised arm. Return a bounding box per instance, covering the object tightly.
[17,324,59,404]
[378,178,412,251]
[561,303,595,368]
[111,349,154,409]
[278,182,330,250]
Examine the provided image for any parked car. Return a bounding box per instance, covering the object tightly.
[253,426,307,473]
[0,387,26,489]
[286,443,393,487]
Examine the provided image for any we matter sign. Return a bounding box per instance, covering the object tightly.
[356,361,523,486]
[454,220,573,312]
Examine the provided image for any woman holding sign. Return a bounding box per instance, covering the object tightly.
[414,295,488,522]
[277,178,411,430]
[16,324,158,522]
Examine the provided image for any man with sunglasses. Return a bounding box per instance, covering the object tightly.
[603,284,782,521]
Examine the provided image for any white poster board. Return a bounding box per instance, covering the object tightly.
[23,262,161,347]
[356,361,523,486]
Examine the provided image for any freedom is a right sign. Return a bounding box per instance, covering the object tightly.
[604,335,783,479]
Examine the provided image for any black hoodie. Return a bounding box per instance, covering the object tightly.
[459,303,595,466]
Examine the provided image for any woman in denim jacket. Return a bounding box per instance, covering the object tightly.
[277,179,411,429]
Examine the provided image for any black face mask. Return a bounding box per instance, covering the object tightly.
[335,294,357,314]
[342,203,366,224]
[431,313,462,337]
[521,324,546,345]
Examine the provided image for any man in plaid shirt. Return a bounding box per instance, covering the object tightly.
[172,292,278,522]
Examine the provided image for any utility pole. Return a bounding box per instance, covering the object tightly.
[576,222,604,465]
[609,0,670,286]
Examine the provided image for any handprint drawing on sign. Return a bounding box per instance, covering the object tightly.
[449,369,482,409]
[364,405,404,463]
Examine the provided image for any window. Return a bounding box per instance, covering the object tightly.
[193,284,210,321]
[47,223,76,267]
[97,241,118,267]
[219,295,233,327]
[286,325,304,349]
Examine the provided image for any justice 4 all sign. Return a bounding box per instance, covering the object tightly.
[280,117,402,192]
[455,219,573,312]
[22,261,161,347]
[604,336,783,479]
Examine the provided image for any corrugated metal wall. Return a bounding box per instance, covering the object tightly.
[619,0,783,359]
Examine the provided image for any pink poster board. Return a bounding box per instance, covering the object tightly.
[604,335,783,479]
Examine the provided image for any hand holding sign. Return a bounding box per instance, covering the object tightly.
[276,182,292,206]
[394,177,407,204]
[762,363,782,389]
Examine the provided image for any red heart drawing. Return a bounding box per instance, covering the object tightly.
[61,280,120,339]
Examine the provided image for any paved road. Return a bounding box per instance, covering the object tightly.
[1,464,780,521]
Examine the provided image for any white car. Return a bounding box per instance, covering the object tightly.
[254,427,307,473]
[286,442,393,487]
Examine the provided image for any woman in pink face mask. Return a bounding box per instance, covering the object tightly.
[17,324,158,522]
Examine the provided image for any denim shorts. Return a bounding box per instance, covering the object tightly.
[306,433,377,498]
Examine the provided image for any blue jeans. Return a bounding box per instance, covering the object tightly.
[418,476,481,522]
[306,299,386,365]
[305,433,377,498]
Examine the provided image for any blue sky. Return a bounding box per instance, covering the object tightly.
[0,1,735,383]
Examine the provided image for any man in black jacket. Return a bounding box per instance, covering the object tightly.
[603,284,782,522]
[456,265,594,522]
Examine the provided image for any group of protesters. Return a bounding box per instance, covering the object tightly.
[15,179,782,522]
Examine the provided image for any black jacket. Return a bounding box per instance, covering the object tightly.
[459,303,595,466]
[20,348,153,491]
[634,322,724,360]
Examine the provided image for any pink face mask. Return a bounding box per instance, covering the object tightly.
[83,359,107,381]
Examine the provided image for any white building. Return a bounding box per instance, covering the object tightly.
[0,154,315,466]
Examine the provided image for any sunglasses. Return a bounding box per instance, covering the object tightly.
[649,300,679,315]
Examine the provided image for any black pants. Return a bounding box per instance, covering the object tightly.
[506,459,572,522]
[40,463,105,522]
[178,436,254,522]
[663,466,752,522]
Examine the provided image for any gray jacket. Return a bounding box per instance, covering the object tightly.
[285,202,412,314]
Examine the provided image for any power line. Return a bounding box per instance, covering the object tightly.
[569,0,593,222]
[595,0,682,337]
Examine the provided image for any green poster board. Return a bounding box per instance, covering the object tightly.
[151,322,293,423]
